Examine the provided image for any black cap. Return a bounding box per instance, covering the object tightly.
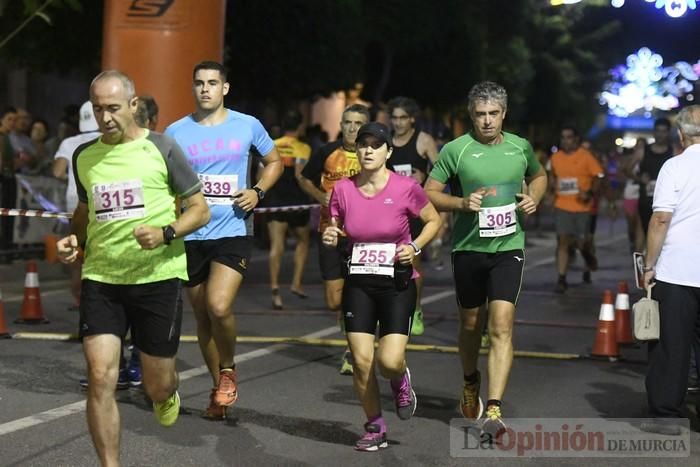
[357,122,392,148]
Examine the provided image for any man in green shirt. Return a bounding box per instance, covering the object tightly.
[56,70,210,466]
[425,81,546,438]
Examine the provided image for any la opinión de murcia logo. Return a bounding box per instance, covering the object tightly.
[127,0,175,17]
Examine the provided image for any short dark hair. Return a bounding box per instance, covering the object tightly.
[281,109,302,132]
[342,103,370,121]
[139,95,159,120]
[193,61,228,81]
[2,106,17,118]
[388,96,420,119]
[654,117,671,130]
[560,125,579,138]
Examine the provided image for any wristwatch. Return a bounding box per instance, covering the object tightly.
[162,225,177,245]
[409,241,422,256]
[252,186,265,200]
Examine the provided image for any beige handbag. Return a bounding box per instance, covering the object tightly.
[633,285,659,341]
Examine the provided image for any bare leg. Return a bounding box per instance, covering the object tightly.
[290,224,310,294]
[83,334,122,467]
[187,284,219,387]
[347,332,381,418]
[486,300,515,400]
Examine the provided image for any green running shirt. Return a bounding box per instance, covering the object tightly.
[74,131,201,284]
[430,132,541,253]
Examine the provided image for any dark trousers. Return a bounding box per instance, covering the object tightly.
[646,280,700,417]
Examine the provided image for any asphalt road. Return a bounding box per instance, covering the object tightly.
[0,216,698,466]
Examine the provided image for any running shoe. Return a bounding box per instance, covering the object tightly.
[126,352,142,387]
[582,271,592,284]
[459,371,483,420]
[214,369,239,406]
[410,309,424,336]
[202,388,226,420]
[481,404,507,439]
[354,423,388,452]
[153,390,180,427]
[480,332,490,349]
[390,368,417,420]
[555,277,568,294]
[339,349,354,375]
[79,368,129,390]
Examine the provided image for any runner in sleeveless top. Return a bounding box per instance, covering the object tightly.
[635,118,679,235]
[298,104,370,375]
[386,97,439,336]
[263,109,312,310]
[165,61,283,420]
[425,81,546,439]
[56,71,210,465]
[322,122,441,451]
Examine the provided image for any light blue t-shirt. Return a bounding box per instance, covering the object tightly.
[165,109,275,240]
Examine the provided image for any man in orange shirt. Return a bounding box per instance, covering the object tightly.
[550,126,605,293]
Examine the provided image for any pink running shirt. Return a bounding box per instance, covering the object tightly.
[329,171,428,276]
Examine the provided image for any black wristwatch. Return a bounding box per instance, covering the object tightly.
[252,186,265,200]
[162,225,177,245]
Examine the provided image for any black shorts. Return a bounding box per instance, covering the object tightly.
[451,249,525,309]
[318,236,345,281]
[266,210,310,228]
[79,279,183,358]
[342,276,416,337]
[185,236,252,287]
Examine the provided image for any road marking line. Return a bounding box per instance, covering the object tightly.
[0,325,339,437]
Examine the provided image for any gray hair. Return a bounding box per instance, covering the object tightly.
[677,105,700,138]
[468,81,508,113]
[90,70,136,100]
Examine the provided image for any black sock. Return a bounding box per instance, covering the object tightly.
[463,371,479,383]
[487,399,502,408]
[558,274,566,282]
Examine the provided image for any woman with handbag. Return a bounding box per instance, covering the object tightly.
[322,122,441,451]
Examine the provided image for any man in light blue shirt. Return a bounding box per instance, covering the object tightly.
[166,60,282,420]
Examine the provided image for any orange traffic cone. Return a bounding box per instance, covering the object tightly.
[0,289,10,338]
[15,261,49,324]
[591,289,618,359]
[615,281,634,345]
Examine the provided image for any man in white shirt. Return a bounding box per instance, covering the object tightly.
[642,105,700,435]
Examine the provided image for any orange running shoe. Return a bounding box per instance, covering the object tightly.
[202,388,226,420]
[214,368,239,407]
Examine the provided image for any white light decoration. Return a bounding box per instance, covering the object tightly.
[600,47,700,117]
[551,0,697,17]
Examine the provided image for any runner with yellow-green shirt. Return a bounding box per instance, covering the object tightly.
[56,70,210,466]
[425,81,547,439]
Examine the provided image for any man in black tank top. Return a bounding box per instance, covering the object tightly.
[636,118,678,233]
[387,97,439,336]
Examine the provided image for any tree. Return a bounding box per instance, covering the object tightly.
[0,0,100,73]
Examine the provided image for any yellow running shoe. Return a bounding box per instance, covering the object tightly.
[481,404,507,440]
[410,309,424,336]
[339,349,354,375]
[153,390,180,427]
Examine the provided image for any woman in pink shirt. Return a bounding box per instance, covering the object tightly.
[323,122,441,451]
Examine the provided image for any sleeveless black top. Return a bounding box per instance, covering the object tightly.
[387,130,428,178]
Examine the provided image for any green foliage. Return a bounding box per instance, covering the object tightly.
[0,0,98,73]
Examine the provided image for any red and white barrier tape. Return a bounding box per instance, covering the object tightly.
[0,204,320,219]
[0,208,72,219]
[255,204,320,213]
